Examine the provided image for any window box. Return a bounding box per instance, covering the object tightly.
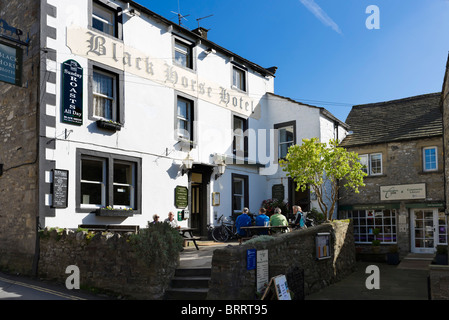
[96,119,122,131]
[96,208,134,217]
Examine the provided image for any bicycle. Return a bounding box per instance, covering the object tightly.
[211,215,237,242]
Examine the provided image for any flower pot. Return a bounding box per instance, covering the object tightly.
[435,254,448,265]
[96,209,133,217]
[96,119,122,132]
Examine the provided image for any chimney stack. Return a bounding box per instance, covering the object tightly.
[192,27,209,39]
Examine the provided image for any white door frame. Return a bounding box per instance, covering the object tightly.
[410,208,447,254]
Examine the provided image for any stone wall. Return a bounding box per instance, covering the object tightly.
[38,229,179,299]
[0,0,40,275]
[207,221,355,300]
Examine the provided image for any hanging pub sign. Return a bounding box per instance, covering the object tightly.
[0,41,22,86]
[62,60,83,125]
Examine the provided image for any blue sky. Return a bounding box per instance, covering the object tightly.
[136,0,449,122]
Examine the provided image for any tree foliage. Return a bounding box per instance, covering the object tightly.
[279,138,367,221]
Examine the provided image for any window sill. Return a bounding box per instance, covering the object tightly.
[96,119,122,132]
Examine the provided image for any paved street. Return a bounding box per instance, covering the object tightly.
[0,272,110,300]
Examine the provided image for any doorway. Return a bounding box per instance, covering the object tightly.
[411,208,448,254]
[288,179,310,212]
[189,164,213,238]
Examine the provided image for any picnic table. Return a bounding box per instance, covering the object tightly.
[240,225,290,238]
[179,227,200,250]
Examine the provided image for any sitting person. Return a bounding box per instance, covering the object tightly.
[164,211,180,229]
[293,205,305,229]
[235,207,252,237]
[269,207,289,233]
[151,214,160,224]
[255,208,270,235]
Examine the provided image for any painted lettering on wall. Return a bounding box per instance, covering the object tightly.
[67,27,256,117]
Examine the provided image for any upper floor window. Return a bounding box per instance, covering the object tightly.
[177,96,194,141]
[232,66,247,92]
[92,2,116,37]
[274,121,296,159]
[359,153,382,176]
[93,68,117,121]
[423,147,438,172]
[174,39,193,69]
[233,116,248,157]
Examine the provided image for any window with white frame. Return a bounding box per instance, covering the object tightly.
[278,126,294,159]
[92,2,116,37]
[93,69,117,121]
[174,39,193,69]
[359,153,382,176]
[232,174,248,213]
[232,66,246,92]
[176,96,194,141]
[423,147,438,172]
[81,157,107,208]
[233,116,248,157]
[346,209,397,244]
[113,161,135,209]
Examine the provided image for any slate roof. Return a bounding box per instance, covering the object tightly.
[341,93,443,147]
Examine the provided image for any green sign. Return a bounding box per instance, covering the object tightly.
[175,186,188,209]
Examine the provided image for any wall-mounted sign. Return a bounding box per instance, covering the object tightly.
[316,232,332,260]
[52,169,69,208]
[66,27,257,118]
[247,249,256,270]
[272,184,284,201]
[380,183,426,201]
[0,41,22,86]
[175,186,188,209]
[61,59,83,125]
[256,249,269,293]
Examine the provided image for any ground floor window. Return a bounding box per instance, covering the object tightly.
[77,149,141,212]
[344,209,397,244]
[232,173,249,214]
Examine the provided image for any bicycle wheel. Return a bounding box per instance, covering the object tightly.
[212,226,229,242]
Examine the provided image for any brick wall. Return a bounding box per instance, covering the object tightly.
[0,0,40,275]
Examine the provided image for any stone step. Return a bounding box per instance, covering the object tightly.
[171,276,211,288]
[164,287,209,300]
[175,268,211,277]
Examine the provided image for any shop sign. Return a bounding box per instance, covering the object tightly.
[380,183,426,201]
[61,60,83,125]
[0,41,22,86]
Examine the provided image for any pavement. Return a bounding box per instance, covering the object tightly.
[180,242,433,300]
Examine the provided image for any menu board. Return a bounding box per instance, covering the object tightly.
[52,169,68,208]
[316,232,332,260]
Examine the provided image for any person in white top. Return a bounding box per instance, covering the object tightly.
[164,211,179,229]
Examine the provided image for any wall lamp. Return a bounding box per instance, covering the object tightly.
[215,162,226,180]
[181,153,194,176]
[213,154,227,180]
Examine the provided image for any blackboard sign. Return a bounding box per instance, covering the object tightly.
[62,59,83,125]
[175,186,188,209]
[52,169,69,208]
[272,184,284,201]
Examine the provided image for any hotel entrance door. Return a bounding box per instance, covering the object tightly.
[411,209,448,254]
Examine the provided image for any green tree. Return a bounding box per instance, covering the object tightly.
[279,138,367,221]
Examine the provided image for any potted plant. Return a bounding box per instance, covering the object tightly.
[371,228,381,254]
[96,206,134,217]
[387,245,400,265]
[434,245,448,265]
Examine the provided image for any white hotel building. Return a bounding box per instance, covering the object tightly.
[1,0,348,241]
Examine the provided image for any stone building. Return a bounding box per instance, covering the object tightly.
[0,0,347,275]
[339,93,447,257]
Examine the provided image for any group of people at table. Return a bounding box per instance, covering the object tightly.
[235,206,305,238]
